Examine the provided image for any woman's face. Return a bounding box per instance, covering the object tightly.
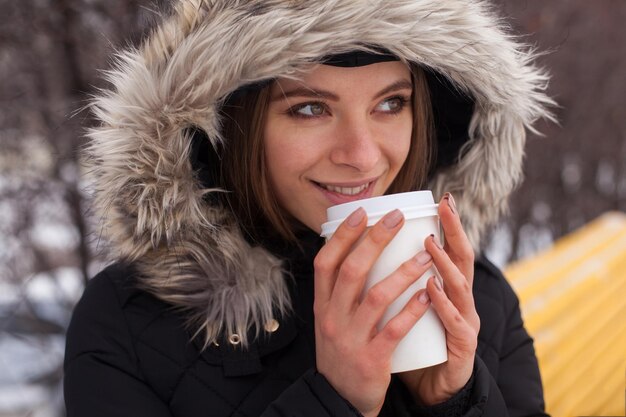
[264,61,413,233]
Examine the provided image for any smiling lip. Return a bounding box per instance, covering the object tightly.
[312,178,378,205]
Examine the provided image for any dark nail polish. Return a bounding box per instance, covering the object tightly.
[448,193,457,214]
[443,192,456,215]
[433,275,443,291]
[431,234,443,250]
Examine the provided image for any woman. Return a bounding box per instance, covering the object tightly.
[64,1,553,416]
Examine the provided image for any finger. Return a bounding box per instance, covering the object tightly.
[424,234,476,319]
[351,251,434,343]
[314,207,367,303]
[439,193,474,283]
[370,288,431,356]
[427,276,480,341]
[329,209,404,315]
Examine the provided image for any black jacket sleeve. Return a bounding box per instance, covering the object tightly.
[64,269,174,417]
[262,369,363,416]
[492,270,548,417]
[378,257,548,417]
[470,258,549,417]
[64,269,362,417]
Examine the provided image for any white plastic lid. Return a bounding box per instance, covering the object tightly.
[320,191,438,237]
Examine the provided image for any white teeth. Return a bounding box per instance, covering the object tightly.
[322,183,369,195]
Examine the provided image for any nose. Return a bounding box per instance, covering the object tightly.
[329,116,381,172]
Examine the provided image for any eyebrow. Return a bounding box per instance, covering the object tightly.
[271,79,413,102]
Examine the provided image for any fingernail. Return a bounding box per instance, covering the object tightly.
[444,192,457,215]
[432,275,443,291]
[430,234,443,250]
[415,250,432,265]
[418,290,430,304]
[383,209,403,229]
[346,207,365,227]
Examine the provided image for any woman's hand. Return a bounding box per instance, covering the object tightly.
[314,208,435,417]
[398,192,480,405]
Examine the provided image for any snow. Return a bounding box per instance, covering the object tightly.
[561,154,582,193]
[0,385,47,413]
[0,336,64,385]
[0,267,83,306]
[0,282,19,305]
[26,268,83,304]
[0,335,65,416]
[29,222,79,251]
[484,222,513,269]
[517,223,554,260]
[0,267,82,416]
[596,160,616,195]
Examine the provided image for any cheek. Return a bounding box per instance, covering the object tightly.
[266,139,308,179]
[265,124,321,174]
[384,120,413,169]
[264,125,314,196]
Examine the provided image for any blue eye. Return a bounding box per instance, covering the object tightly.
[291,102,326,117]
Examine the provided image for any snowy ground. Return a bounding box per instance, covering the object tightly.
[0,268,83,417]
[0,335,64,417]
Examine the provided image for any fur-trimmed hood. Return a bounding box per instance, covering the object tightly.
[84,0,553,346]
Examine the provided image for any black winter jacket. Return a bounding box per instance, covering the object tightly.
[64,237,547,417]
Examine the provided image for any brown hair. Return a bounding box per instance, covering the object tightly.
[386,65,435,195]
[219,65,434,243]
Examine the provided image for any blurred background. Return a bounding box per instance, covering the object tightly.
[0,1,624,416]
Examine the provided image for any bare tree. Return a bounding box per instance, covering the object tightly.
[0,1,167,415]
[487,0,626,263]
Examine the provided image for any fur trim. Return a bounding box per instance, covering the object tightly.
[84,0,554,346]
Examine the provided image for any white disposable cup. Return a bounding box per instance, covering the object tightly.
[320,191,447,373]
